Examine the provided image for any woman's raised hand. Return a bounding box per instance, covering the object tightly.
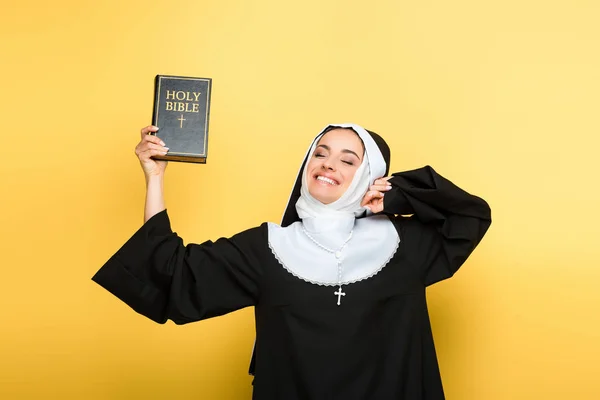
[135,125,169,179]
[360,177,393,214]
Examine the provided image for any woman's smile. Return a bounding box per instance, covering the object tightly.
[315,174,339,186]
[306,128,364,204]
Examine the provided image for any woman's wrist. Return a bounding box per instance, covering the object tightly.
[145,172,164,187]
[144,174,165,223]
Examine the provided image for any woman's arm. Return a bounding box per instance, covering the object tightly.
[93,126,263,324]
[365,165,492,285]
[92,210,265,324]
[135,125,169,222]
[144,174,165,223]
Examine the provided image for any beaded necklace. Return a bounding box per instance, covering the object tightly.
[300,225,353,305]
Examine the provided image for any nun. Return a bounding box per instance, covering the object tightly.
[93,123,492,399]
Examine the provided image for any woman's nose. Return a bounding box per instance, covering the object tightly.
[322,160,335,171]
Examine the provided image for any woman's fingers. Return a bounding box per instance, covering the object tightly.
[363,178,392,213]
[142,132,166,147]
[360,190,384,206]
[370,177,392,192]
[145,142,169,152]
[366,190,385,199]
[374,177,392,184]
[140,125,160,138]
[370,182,392,192]
[137,143,169,158]
[361,189,385,213]
[136,125,169,178]
[138,147,169,161]
[370,184,392,192]
[136,128,168,155]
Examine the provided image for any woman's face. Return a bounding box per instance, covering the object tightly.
[306,128,364,204]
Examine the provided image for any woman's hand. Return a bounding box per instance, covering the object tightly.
[361,177,392,214]
[135,125,169,179]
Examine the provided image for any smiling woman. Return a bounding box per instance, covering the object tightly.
[306,128,365,204]
[92,122,492,399]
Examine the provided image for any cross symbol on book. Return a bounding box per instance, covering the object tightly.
[334,286,346,306]
[178,114,186,128]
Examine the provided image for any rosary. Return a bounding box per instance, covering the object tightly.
[301,225,353,306]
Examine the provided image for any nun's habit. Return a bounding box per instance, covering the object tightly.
[93,123,492,400]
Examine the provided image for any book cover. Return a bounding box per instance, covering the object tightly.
[151,75,212,163]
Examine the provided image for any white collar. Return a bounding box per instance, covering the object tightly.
[268,216,399,286]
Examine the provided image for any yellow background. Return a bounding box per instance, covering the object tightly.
[2,0,599,398]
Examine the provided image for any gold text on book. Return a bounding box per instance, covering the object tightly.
[165,90,202,113]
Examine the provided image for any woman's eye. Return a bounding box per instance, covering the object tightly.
[314,153,325,158]
[342,160,354,166]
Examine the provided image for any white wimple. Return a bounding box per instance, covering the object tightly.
[268,123,399,295]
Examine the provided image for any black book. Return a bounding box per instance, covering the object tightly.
[150,75,212,163]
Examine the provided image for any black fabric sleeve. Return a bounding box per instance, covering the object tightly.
[382,165,492,286]
[92,210,265,324]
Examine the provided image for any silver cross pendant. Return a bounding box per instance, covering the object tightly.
[334,286,346,306]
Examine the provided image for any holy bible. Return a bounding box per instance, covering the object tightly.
[150,75,212,163]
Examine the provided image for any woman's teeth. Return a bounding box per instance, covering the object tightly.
[317,176,338,185]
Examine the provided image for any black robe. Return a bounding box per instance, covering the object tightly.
[92,166,491,400]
